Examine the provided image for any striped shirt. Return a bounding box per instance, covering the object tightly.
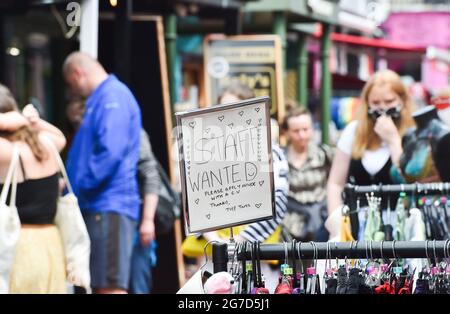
[239,144,289,242]
[287,142,333,204]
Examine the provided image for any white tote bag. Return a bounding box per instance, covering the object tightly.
[44,138,92,293]
[0,145,21,294]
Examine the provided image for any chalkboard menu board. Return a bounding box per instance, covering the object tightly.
[176,97,275,234]
[204,35,285,124]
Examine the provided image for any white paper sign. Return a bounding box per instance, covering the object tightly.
[176,97,275,234]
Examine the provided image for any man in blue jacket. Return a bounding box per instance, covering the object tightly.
[64,52,142,294]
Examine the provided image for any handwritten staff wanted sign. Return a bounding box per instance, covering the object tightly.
[176,97,275,234]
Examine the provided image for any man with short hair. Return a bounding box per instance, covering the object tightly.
[64,52,142,294]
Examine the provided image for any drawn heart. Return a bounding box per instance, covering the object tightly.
[255,107,261,113]
[238,111,244,116]
[218,116,225,122]
[246,119,252,125]
[206,214,211,220]
[259,180,264,186]
[255,203,262,208]
[205,128,211,134]
[195,199,199,204]
[228,123,234,129]
[189,121,196,128]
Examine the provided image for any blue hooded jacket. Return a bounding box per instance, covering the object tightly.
[66,75,142,220]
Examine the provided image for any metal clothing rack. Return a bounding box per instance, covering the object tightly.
[212,241,450,273]
[343,182,450,200]
[342,182,450,213]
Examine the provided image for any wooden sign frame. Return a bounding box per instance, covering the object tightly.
[176,96,275,234]
[203,34,285,125]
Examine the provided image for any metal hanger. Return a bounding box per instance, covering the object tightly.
[325,241,332,275]
[296,241,305,294]
[291,239,298,287]
[250,242,257,292]
[391,240,397,261]
[312,241,318,273]
[200,240,220,273]
[297,241,304,274]
[444,239,450,273]
[255,241,263,288]
[432,240,438,267]
[241,242,248,293]
[425,240,431,271]
[380,240,385,262]
[306,241,319,294]
[312,241,321,294]
[229,242,240,278]
[391,240,405,275]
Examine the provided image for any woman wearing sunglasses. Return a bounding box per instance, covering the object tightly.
[326,70,415,240]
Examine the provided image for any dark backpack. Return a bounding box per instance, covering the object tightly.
[154,161,180,235]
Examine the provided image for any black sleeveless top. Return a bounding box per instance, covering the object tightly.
[0,155,59,225]
[347,158,396,238]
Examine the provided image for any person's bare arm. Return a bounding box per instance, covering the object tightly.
[23,105,66,152]
[327,148,351,215]
[140,193,158,246]
[0,112,29,131]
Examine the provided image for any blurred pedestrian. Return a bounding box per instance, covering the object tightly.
[431,87,450,126]
[129,129,160,294]
[63,97,160,294]
[0,84,67,293]
[64,99,85,156]
[326,69,415,240]
[63,52,142,294]
[281,101,333,242]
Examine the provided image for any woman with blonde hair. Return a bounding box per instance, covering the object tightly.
[326,70,415,240]
[0,83,67,293]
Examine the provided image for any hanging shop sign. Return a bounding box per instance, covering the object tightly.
[204,35,285,123]
[176,96,275,234]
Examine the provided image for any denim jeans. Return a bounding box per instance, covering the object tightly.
[129,233,157,294]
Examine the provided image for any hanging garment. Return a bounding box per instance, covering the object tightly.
[274,276,293,294]
[403,207,426,288]
[336,266,348,294]
[325,275,338,294]
[364,202,383,241]
[340,216,355,242]
[395,194,407,241]
[204,272,236,294]
[306,273,321,295]
[405,208,426,241]
[414,278,431,294]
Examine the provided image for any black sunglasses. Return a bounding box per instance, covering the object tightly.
[368,106,401,121]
